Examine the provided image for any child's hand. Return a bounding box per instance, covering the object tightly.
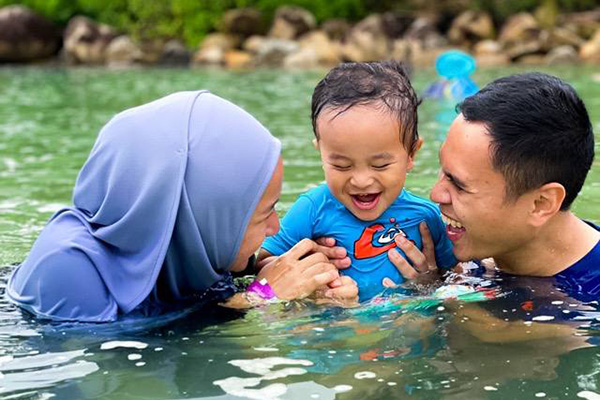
[314,237,352,269]
[312,276,359,306]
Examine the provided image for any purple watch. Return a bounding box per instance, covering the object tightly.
[246,278,277,300]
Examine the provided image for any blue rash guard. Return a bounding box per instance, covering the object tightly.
[262,184,457,300]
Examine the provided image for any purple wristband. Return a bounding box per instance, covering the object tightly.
[247,278,277,300]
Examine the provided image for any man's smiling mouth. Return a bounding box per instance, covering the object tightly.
[441,213,464,229]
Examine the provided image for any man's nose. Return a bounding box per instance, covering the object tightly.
[430,178,451,204]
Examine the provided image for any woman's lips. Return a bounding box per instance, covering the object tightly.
[351,193,381,210]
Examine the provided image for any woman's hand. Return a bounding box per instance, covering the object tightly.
[257,239,345,300]
[312,276,359,306]
[386,222,440,285]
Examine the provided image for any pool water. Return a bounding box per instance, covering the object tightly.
[0,66,599,399]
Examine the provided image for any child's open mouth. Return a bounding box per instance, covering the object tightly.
[351,193,381,210]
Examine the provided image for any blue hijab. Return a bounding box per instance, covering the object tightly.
[7,91,281,322]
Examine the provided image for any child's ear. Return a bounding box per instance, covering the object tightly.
[312,138,319,151]
[407,138,424,172]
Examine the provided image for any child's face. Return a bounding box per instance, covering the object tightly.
[316,104,421,221]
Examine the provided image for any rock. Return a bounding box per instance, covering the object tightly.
[283,48,319,69]
[138,39,164,64]
[220,8,263,38]
[193,47,224,66]
[269,6,316,40]
[517,54,546,65]
[243,35,266,53]
[534,0,559,29]
[380,12,414,39]
[299,30,341,66]
[544,27,585,50]
[0,5,60,62]
[580,29,600,63]
[559,9,600,40]
[545,45,580,64]
[473,39,510,66]
[105,35,143,67]
[224,50,253,69]
[160,40,190,66]
[200,33,241,51]
[506,40,544,61]
[340,14,390,62]
[254,38,300,67]
[193,33,241,66]
[321,19,351,41]
[499,13,540,45]
[404,15,447,49]
[64,16,117,64]
[448,11,494,46]
[474,39,503,55]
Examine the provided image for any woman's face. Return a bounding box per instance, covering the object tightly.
[229,158,283,272]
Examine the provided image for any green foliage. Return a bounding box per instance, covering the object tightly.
[1,0,597,48]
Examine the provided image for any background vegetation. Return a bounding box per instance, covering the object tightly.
[1,0,597,46]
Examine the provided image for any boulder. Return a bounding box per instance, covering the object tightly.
[473,39,510,66]
[543,27,585,50]
[138,39,164,64]
[268,6,316,40]
[380,12,414,39]
[0,5,60,62]
[283,48,319,69]
[299,30,341,66]
[254,38,300,67]
[559,9,600,39]
[221,8,263,38]
[580,29,600,63]
[193,47,224,66]
[545,45,580,65]
[160,40,191,66]
[224,50,253,69]
[243,35,266,54]
[64,16,117,64]
[448,11,494,46]
[517,54,546,65]
[193,33,241,66]
[105,35,143,67]
[499,13,540,46]
[340,14,390,62]
[404,15,447,49]
[321,19,351,41]
[506,40,544,61]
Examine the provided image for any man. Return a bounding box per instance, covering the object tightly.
[390,72,599,283]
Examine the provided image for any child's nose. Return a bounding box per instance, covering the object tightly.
[350,171,375,188]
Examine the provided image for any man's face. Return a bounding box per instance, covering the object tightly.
[316,105,419,221]
[229,158,283,272]
[430,114,535,266]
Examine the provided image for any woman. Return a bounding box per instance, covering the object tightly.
[7,91,357,322]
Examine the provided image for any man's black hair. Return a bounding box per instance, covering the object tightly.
[458,72,594,210]
[311,61,420,154]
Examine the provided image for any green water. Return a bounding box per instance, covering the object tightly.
[0,66,599,399]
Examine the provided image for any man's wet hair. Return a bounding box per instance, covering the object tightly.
[311,61,420,154]
[458,72,594,210]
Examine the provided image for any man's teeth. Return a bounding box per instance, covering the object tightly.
[442,214,464,229]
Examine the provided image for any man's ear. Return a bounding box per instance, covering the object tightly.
[407,138,424,172]
[529,183,566,226]
[313,138,319,151]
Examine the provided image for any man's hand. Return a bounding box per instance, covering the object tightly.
[257,239,346,300]
[386,222,440,285]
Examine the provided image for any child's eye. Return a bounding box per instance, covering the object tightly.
[331,164,351,171]
[372,163,391,170]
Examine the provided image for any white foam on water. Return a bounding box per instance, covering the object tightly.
[100,341,148,350]
[333,385,352,393]
[135,362,146,367]
[535,393,546,397]
[578,391,600,400]
[552,301,564,305]
[254,347,279,352]
[484,386,498,391]
[354,371,376,380]
[127,354,142,361]
[532,316,555,322]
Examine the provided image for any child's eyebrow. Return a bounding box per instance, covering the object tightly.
[371,152,394,161]
[328,153,351,161]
